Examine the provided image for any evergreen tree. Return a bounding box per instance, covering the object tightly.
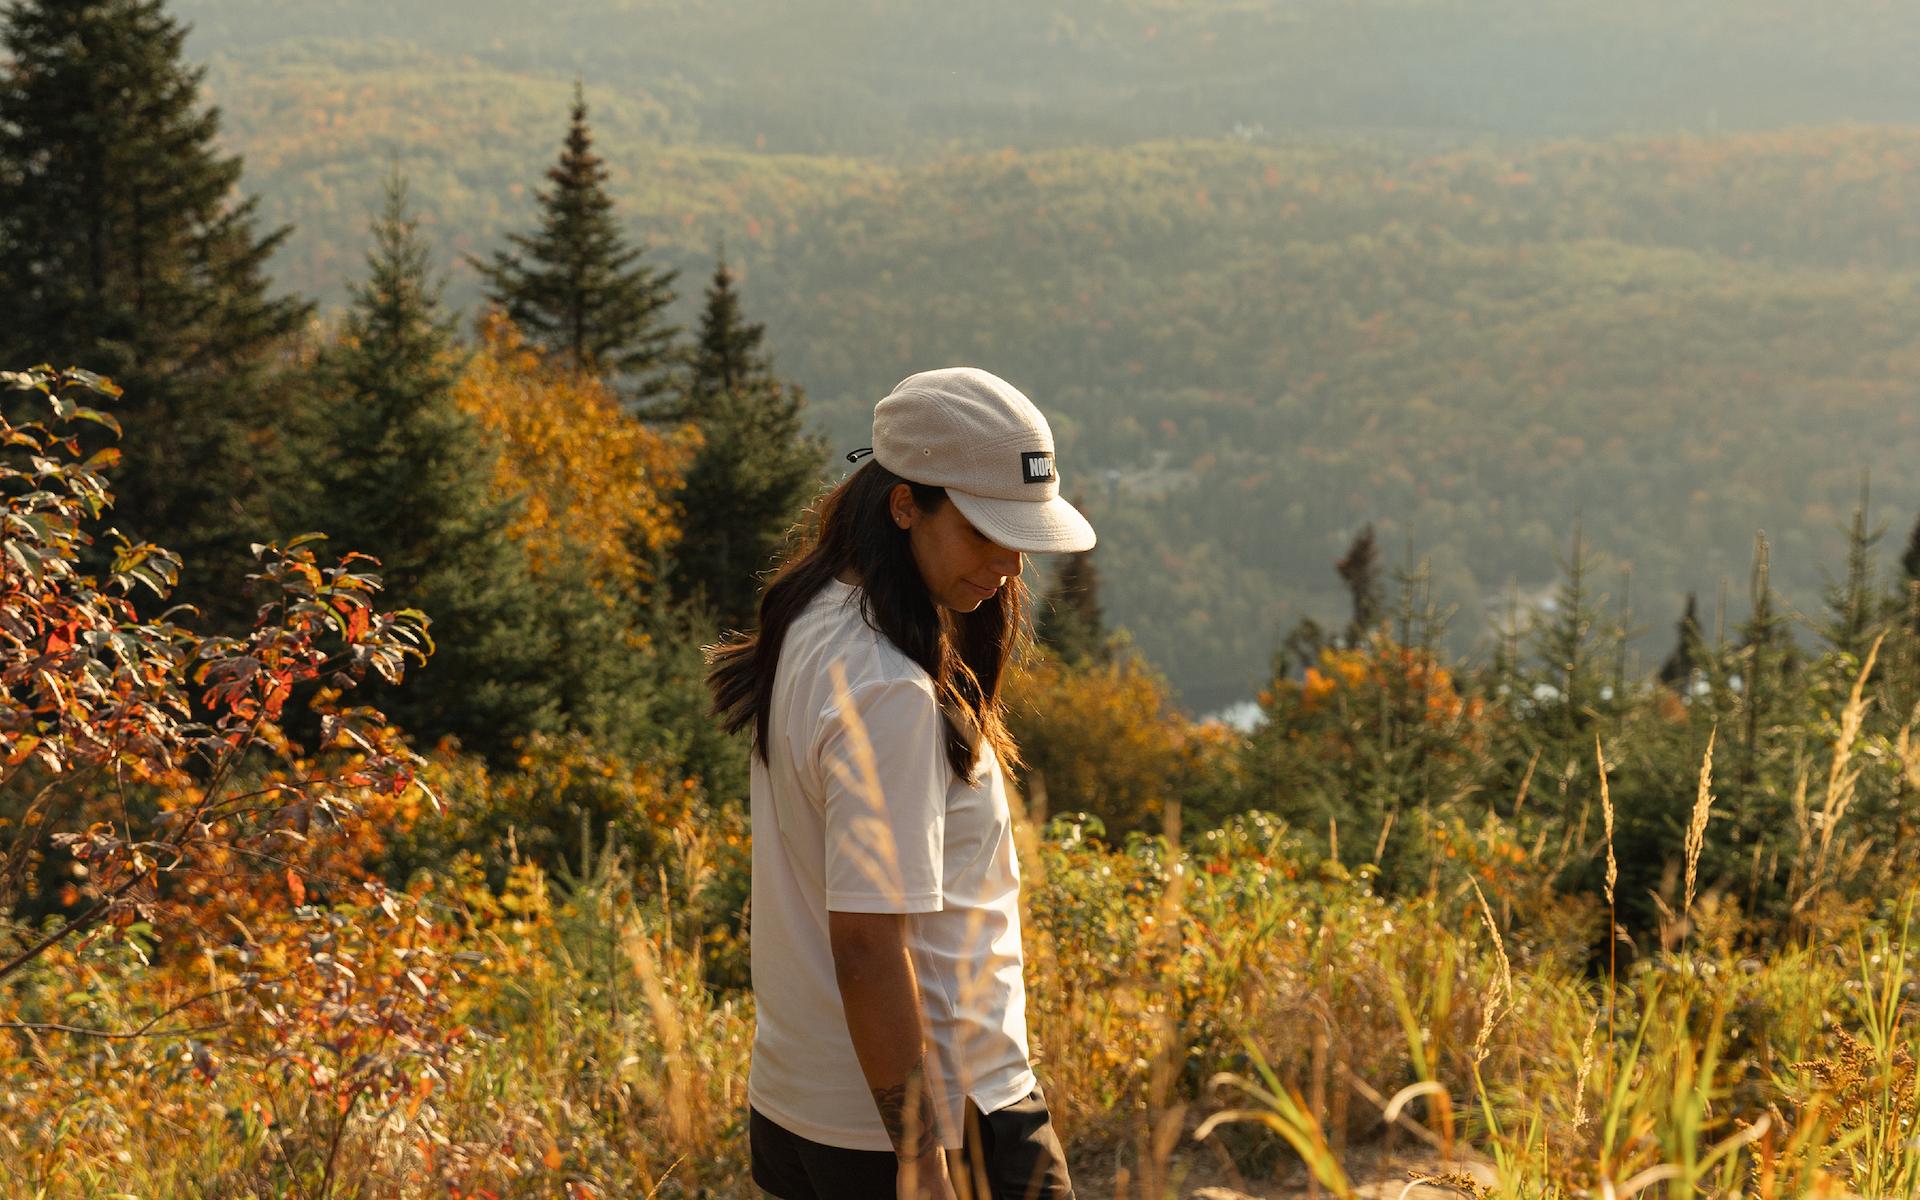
[1532,521,1614,747]
[669,252,826,633]
[1659,593,1707,687]
[1278,616,1328,680]
[1724,533,1800,913]
[685,240,762,404]
[1818,474,1889,660]
[1902,514,1920,640]
[473,82,676,392]
[1335,524,1384,644]
[1038,543,1107,668]
[0,0,308,615]
[302,171,558,752]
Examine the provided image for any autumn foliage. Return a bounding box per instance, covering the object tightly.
[455,314,691,599]
[1007,648,1241,836]
[0,366,433,980]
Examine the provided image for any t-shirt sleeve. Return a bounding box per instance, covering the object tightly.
[817,675,947,914]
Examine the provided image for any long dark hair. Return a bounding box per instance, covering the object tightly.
[706,461,1026,782]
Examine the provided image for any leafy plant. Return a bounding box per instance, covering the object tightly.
[0,364,430,987]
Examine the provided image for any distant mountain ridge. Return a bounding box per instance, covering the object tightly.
[179,0,1920,153]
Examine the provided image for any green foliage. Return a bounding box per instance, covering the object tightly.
[631,596,752,805]
[666,254,827,633]
[683,243,766,404]
[288,171,559,754]
[1008,646,1243,838]
[1228,507,1920,947]
[472,83,679,393]
[1245,558,1491,880]
[0,0,309,621]
[1657,593,1707,687]
[1037,547,1108,669]
[1818,477,1895,662]
[306,177,747,776]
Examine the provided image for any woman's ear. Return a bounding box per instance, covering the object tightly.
[888,482,916,530]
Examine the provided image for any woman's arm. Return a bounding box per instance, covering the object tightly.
[829,910,958,1200]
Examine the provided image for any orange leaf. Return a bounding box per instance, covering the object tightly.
[286,868,306,907]
[407,1076,434,1120]
[543,1146,564,1170]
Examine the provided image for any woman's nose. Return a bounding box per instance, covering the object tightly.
[990,547,1023,578]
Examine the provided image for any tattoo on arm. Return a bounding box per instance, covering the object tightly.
[872,1056,943,1162]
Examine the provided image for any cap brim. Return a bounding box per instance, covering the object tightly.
[947,489,1096,555]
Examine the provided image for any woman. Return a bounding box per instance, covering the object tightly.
[709,368,1093,1200]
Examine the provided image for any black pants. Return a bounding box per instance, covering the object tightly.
[751,1088,1075,1200]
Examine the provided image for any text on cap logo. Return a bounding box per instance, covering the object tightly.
[1020,451,1055,484]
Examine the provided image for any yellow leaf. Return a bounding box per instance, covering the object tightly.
[456,314,692,602]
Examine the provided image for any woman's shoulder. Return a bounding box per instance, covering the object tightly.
[787,582,930,690]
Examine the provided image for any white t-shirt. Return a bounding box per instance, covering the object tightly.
[747,580,1036,1152]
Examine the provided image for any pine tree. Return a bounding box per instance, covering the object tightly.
[473,82,676,393]
[303,171,558,752]
[1278,616,1328,680]
[1533,521,1614,746]
[686,240,763,405]
[669,252,826,633]
[1335,524,1384,644]
[0,0,307,614]
[1902,513,1920,640]
[1818,474,1888,660]
[1038,544,1107,668]
[1725,533,1799,912]
[1659,593,1707,687]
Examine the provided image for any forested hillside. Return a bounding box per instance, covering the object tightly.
[161,0,1920,705]
[192,85,1920,702]
[178,0,1920,155]
[721,133,1920,704]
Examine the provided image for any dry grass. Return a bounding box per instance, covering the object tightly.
[7,702,1920,1198]
[4,821,1914,1199]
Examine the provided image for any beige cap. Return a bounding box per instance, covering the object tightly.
[872,367,1096,555]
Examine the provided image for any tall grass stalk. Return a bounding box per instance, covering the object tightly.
[1597,733,1619,1145]
[1197,1041,1357,1200]
[1682,728,1716,925]
[1384,935,1459,1160]
[1795,630,1886,926]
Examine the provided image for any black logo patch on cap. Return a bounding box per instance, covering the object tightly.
[1021,450,1055,484]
